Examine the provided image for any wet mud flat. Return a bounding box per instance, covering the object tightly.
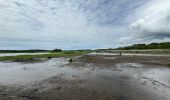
[0,54,170,100]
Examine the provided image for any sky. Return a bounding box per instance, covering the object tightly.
[0,0,170,50]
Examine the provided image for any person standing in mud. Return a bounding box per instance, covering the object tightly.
[119,51,122,56]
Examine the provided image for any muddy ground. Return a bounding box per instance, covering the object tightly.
[0,53,170,100]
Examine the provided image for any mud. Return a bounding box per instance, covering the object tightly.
[0,53,170,100]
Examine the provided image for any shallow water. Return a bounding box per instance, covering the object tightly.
[0,56,170,99]
[0,57,170,86]
[0,58,68,85]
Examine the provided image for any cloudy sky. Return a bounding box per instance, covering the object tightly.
[0,0,170,50]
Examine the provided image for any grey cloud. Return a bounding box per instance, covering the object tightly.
[78,0,148,26]
[131,9,170,40]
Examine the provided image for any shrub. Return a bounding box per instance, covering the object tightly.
[51,49,62,52]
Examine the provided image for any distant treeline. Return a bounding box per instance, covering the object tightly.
[0,49,64,53]
[0,49,50,53]
[0,49,92,53]
[116,42,170,50]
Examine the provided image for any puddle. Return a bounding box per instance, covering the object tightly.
[0,58,68,85]
[88,52,118,56]
[142,68,170,87]
[103,57,116,60]
[116,63,143,68]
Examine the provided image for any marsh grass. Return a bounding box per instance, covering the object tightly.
[0,50,92,61]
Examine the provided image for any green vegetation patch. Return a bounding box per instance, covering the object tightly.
[0,50,92,61]
[115,42,170,50]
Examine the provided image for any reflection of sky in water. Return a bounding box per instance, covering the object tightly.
[0,58,170,99]
[0,58,68,85]
[0,57,170,89]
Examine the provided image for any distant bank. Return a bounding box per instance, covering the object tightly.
[96,42,170,54]
[115,42,170,50]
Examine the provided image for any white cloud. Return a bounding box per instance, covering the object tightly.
[0,0,170,49]
[130,0,170,40]
[1,0,133,49]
